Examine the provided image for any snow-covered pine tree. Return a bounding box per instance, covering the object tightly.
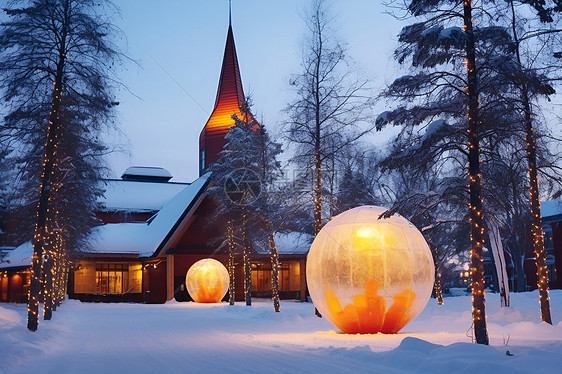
[376,0,530,345]
[0,0,125,330]
[209,121,256,306]
[209,110,283,310]
[381,0,562,340]
[382,0,562,321]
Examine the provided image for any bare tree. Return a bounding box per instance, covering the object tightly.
[0,0,125,331]
[284,0,373,235]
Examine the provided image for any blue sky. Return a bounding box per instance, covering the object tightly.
[109,1,405,182]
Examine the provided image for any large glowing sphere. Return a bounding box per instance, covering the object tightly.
[307,206,434,334]
[185,259,229,303]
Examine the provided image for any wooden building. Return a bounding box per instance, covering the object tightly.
[0,19,311,304]
[0,170,311,304]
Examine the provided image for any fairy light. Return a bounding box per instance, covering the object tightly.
[428,237,443,306]
[51,232,59,311]
[28,84,61,330]
[312,153,323,318]
[242,209,251,306]
[314,151,322,236]
[44,183,66,319]
[312,154,323,319]
[464,0,489,345]
[227,220,235,305]
[525,110,552,324]
[54,231,61,309]
[268,233,280,312]
[434,274,443,306]
[27,40,71,329]
[43,87,64,321]
[49,145,69,313]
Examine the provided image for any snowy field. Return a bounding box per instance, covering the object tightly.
[1,290,561,374]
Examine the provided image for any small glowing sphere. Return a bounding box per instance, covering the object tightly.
[185,259,229,303]
[307,206,434,334]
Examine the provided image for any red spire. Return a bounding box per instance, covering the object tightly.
[199,21,257,175]
[212,25,245,113]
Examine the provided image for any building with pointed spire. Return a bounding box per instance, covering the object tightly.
[1,9,311,304]
[199,18,258,175]
[0,3,305,308]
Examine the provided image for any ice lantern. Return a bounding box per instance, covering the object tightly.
[185,259,229,303]
[306,206,434,334]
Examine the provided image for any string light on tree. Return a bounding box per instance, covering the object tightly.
[242,209,251,306]
[463,0,489,345]
[28,79,63,331]
[2,0,122,331]
[227,220,236,305]
[525,115,552,324]
[268,233,280,313]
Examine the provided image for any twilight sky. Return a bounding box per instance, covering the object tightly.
[109,1,406,182]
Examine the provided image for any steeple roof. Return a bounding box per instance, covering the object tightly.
[212,25,245,117]
[199,20,257,175]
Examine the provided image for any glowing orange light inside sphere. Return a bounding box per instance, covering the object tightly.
[307,206,435,334]
[185,259,229,303]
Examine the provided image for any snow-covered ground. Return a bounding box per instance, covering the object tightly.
[1,290,561,373]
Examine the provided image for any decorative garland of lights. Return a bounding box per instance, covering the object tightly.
[227,220,235,305]
[434,274,443,306]
[428,238,443,306]
[506,0,552,323]
[464,0,489,345]
[242,210,251,306]
[313,155,323,318]
[28,79,63,331]
[525,115,552,324]
[313,153,322,236]
[43,121,66,321]
[52,232,60,311]
[268,232,280,312]
[56,232,63,308]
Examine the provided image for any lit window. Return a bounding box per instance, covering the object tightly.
[96,263,128,294]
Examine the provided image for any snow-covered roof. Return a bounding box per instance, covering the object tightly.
[2,174,211,267]
[2,174,314,265]
[100,180,188,212]
[0,242,32,269]
[92,173,211,258]
[89,223,153,256]
[542,199,562,219]
[275,232,314,255]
